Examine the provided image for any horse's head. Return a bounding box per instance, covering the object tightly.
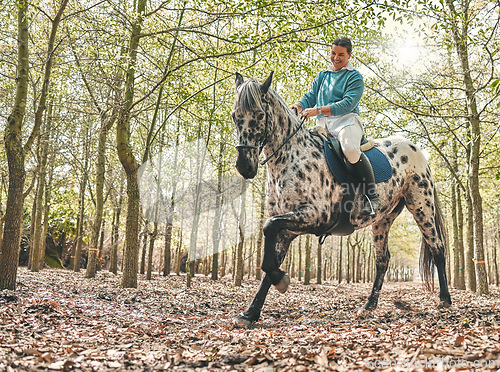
[232,72,274,179]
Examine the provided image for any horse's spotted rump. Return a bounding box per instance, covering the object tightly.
[232,73,451,325]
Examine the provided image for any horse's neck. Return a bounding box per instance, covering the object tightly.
[262,102,310,168]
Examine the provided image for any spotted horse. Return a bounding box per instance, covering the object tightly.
[231,72,451,328]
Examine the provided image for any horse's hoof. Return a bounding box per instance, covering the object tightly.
[437,300,452,309]
[234,316,253,329]
[275,273,290,293]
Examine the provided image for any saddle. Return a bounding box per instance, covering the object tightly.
[311,126,392,239]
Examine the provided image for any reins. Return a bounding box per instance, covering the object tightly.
[259,107,305,166]
[235,93,306,166]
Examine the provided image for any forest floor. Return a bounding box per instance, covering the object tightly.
[0,268,499,371]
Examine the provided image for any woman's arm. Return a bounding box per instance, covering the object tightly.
[298,72,324,110]
[328,72,364,116]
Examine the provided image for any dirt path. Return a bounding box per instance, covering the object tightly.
[0,268,499,370]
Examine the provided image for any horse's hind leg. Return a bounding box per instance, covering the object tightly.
[432,245,452,308]
[360,199,405,314]
[405,178,451,307]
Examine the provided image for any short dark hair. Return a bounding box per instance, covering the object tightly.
[332,37,353,54]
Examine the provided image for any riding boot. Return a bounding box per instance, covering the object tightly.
[351,152,379,216]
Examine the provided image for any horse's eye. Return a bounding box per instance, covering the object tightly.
[257,113,265,121]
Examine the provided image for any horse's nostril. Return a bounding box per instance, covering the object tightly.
[236,154,258,179]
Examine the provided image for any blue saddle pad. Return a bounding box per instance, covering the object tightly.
[323,138,392,184]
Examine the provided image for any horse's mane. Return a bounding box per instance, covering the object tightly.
[235,79,264,112]
[235,78,301,126]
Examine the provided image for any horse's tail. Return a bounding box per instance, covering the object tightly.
[420,186,447,291]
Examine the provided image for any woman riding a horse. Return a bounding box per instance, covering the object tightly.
[231,39,451,328]
[291,36,379,216]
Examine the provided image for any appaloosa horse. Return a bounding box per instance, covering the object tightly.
[232,72,451,327]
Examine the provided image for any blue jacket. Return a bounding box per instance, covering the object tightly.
[298,67,364,118]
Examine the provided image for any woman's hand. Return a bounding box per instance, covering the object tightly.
[290,103,303,115]
[302,107,321,120]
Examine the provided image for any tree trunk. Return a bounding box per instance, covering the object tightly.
[221,246,226,278]
[304,234,311,285]
[346,236,351,283]
[70,216,78,270]
[164,220,173,276]
[31,132,48,272]
[146,222,158,280]
[140,227,148,275]
[186,123,212,287]
[175,229,182,275]
[317,239,322,284]
[73,155,88,273]
[451,137,461,288]
[97,220,105,271]
[110,183,124,275]
[446,0,487,295]
[211,142,224,281]
[235,179,247,287]
[28,199,37,270]
[110,209,118,274]
[298,236,302,282]
[493,227,499,285]
[117,0,146,289]
[40,115,54,269]
[255,178,266,280]
[465,192,476,291]
[456,177,466,289]
[87,113,113,278]
[338,236,343,283]
[186,140,206,288]
[452,178,460,288]
[0,2,29,290]
[121,171,141,287]
[163,127,180,277]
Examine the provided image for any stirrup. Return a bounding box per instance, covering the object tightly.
[361,195,378,216]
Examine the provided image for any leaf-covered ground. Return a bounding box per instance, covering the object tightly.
[1,268,499,371]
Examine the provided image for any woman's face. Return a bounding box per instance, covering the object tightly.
[330,45,351,71]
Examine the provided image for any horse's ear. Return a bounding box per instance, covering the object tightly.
[260,71,274,94]
[235,72,244,89]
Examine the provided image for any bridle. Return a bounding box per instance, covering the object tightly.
[235,94,305,166]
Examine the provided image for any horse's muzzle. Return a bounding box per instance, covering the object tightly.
[236,150,258,179]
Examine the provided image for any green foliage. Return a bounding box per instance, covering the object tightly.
[2,0,498,280]
[49,187,78,236]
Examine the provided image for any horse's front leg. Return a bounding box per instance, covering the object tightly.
[261,214,304,292]
[235,231,295,328]
[234,275,272,328]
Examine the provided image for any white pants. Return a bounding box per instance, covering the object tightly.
[317,114,364,164]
